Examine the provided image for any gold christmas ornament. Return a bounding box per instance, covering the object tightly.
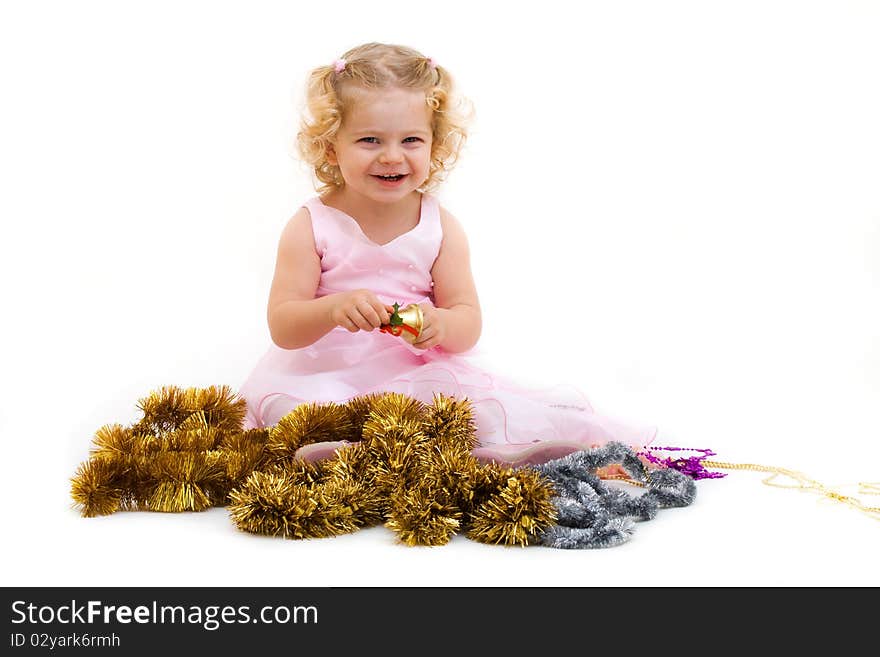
[380,302,423,344]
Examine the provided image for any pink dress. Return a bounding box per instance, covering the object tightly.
[238,193,657,466]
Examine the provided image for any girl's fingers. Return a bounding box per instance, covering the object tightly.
[359,299,386,325]
[414,327,435,348]
[348,309,374,331]
[357,303,382,328]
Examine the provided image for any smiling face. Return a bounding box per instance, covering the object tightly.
[327,86,433,204]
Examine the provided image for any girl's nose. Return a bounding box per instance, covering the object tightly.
[378,145,404,164]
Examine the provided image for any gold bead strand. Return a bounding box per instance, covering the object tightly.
[702,459,880,520]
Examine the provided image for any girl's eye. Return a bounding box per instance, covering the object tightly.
[403,137,422,143]
[359,137,379,143]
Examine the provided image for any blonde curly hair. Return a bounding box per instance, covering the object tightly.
[296,42,472,194]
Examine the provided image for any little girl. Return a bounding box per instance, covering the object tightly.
[238,42,657,466]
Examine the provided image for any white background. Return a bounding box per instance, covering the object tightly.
[1,0,877,587]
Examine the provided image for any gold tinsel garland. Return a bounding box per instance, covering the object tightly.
[70,385,269,516]
[71,386,559,547]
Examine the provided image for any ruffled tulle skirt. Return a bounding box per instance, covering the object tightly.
[238,329,657,466]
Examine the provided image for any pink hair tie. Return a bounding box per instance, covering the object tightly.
[427,57,437,70]
[333,58,347,74]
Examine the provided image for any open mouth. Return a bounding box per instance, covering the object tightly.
[373,174,408,182]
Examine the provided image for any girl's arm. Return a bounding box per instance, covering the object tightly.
[267,208,389,349]
[416,208,482,353]
[267,207,331,349]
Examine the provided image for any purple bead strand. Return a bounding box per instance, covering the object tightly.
[639,445,727,480]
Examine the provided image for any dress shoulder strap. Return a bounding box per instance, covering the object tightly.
[301,196,338,258]
[418,192,442,241]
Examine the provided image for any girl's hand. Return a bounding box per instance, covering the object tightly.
[329,289,391,333]
[412,304,446,350]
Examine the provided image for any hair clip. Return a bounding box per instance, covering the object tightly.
[333,58,347,74]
